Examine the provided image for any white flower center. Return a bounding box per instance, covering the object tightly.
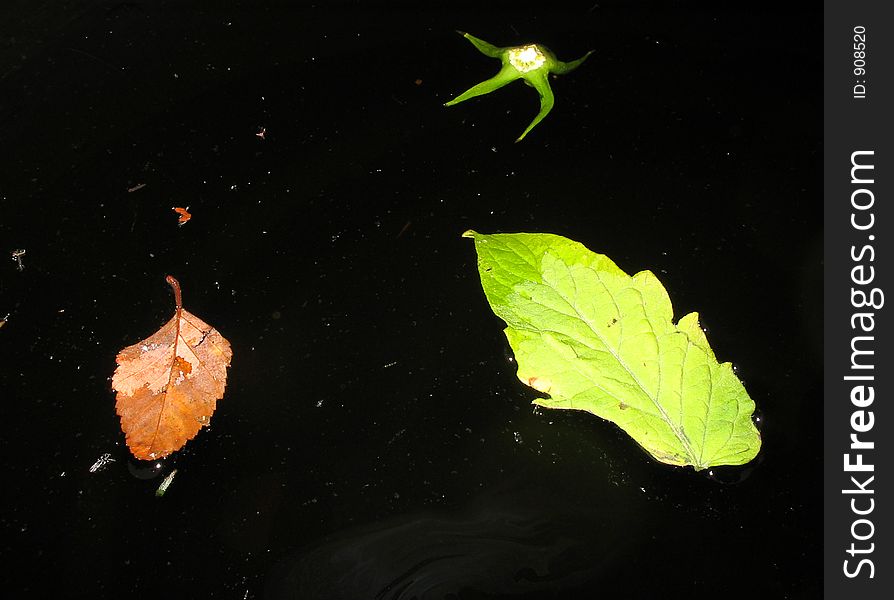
[508,45,546,73]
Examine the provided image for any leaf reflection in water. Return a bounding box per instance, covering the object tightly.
[266,488,638,599]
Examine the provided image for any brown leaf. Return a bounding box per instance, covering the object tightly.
[112,276,232,460]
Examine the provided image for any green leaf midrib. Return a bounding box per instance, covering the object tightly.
[522,259,701,466]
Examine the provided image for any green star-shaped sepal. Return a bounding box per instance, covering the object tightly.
[444,31,593,142]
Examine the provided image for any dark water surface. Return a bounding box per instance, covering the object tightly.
[1,1,820,598]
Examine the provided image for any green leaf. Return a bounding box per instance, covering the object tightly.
[463,230,761,470]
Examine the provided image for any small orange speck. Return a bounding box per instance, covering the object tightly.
[172,206,192,225]
[173,356,192,375]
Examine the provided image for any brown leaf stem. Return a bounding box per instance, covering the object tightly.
[164,276,184,411]
[165,275,183,312]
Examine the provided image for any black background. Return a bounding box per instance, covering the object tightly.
[1,1,821,598]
